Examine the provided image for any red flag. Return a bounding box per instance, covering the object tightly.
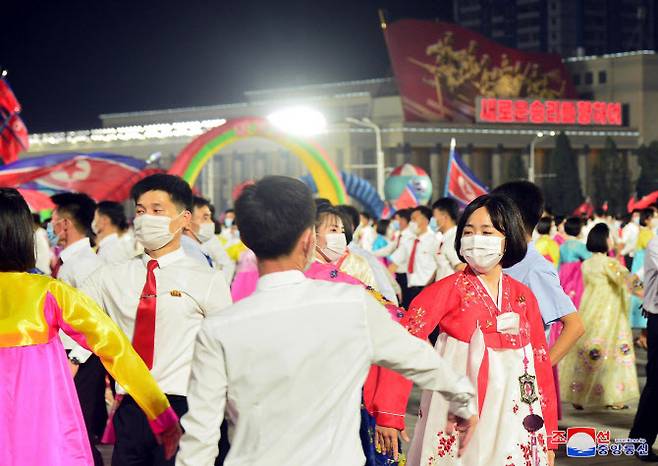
[383,19,576,122]
[0,113,29,164]
[0,79,28,164]
[444,144,488,205]
[0,80,20,114]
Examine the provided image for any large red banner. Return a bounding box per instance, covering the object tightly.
[383,19,577,123]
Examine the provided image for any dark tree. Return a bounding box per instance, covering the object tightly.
[544,132,583,215]
[592,137,630,216]
[636,141,658,197]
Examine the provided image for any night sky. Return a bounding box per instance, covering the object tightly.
[3,1,452,133]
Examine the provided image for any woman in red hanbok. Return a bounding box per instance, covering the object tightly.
[373,194,558,466]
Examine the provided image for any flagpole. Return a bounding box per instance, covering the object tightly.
[444,138,456,197]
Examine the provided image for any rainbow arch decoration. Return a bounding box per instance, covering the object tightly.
[169,117,348,204]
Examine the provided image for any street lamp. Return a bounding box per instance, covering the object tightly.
[529,131,556,183]
[267,106,327,136]
[346,117,385,199]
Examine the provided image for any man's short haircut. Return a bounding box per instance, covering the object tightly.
[395,208,412,222]
[376,219,390,236]
[131,174,193,212]
[360,211,372,221]
[432,197,460,222]
[586,223,610,253]
[536,216,553,235]
[455,194,528,268]
[492,181,544,236]
[594,207,606,217]
[564,217,583,237]
[96,201,128,231]
[192,196,211,211]
[412,205,432,222]
[51,192,97,236]
[0,188,36,272]
[235,176,316,260]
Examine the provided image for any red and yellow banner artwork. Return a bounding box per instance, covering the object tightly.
[477,98,622,126]
[383,19,577,123]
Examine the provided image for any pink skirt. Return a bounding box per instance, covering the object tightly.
[559,261,584,308]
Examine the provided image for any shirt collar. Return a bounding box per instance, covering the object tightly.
[141,247,185,269]
[60,237,92,263]
[99,233,119,248]
[257,270,306,291]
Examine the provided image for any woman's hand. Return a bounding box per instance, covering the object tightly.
[375,425,409,460]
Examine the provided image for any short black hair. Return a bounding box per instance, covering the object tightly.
[224,208,235,215]
[324,205,353,244]
[536,216,553,235]
[413,205,432,222]
[595,207,606,217]
[0,188,36,272]
[564,217,583,237]
[376,219,390,236]
[336,205,360,237]
[192,196,211,210]
[640,208,654,227]
[492,181,544,236]
[51,192,96,236]
[554,215,565,227]
[96,201,128,231]
[586,223,610,253]
[130,174,193,212]
[235,176,316,260]
[455,194,528,268]
[432,197,460,222]
[395,208,412,222]
[314,198,332,211]
[360,211,372,221]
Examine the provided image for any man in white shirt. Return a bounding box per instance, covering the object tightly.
[629,235,658,461]
[184,196,235,284]
[33,213,52,274]
[621,210,641,269]
[49,192,105,465]
[356,211,376,252]
[432,197,465,281]
[376,209,414,300]
[176,176,477,466]
[81,174,232,466]
[219,208,240,246]
[390,206,440,308]
[93,201,135,264]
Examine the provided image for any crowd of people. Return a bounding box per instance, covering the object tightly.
[1,173,658,466]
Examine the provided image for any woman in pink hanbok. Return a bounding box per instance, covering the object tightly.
[558,217,592,307]
[373,194,558,466]
[0,188,181,466]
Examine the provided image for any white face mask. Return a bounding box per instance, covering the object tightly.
[407,221,419,236]
[196,222,216,243]
[134,212,184,251]
[460,235,504,274]
[91,219,100,236]
[322,232,347,263]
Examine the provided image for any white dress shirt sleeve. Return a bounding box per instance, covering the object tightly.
[390,238,411,268]
[202,272,233,316]
[68,271,109,363]
[176,324,227,466]
[371,238,398,258]
[362,293,476,419]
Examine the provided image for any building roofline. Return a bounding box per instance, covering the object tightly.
[564,50,655,63]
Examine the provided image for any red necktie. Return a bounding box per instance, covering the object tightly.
[407,239,420,274]
[133,259,159,369]
[52,257,63,278]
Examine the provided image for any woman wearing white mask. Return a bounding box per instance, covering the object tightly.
[313,205,378,290]
[371,194,558,466]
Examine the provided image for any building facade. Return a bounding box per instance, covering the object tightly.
[453,0,655,56]
[26,52,654,213]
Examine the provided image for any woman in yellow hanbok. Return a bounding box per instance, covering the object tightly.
[559,223,639,409]
[0,188,181,466]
